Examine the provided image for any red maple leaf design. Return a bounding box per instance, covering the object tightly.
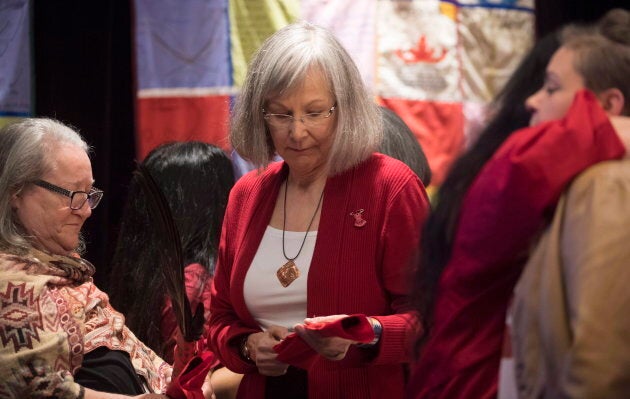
[395,35,448,64]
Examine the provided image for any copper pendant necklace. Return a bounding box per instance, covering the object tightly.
[276,179,324,287]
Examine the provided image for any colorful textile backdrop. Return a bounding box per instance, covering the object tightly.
[134,0,534,185]
[0,0,31,128]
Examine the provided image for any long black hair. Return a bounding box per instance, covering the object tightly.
[413,32,561,350]
[108,141,234,357]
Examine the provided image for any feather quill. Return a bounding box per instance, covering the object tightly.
[133,164,205,342]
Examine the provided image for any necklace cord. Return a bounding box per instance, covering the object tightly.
[282,179,325,261]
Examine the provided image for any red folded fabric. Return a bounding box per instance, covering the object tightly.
[172,339,206,379]
[166,350,216,399]
[273,314,375,370]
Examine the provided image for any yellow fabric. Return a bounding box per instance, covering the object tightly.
[229,0,298,87]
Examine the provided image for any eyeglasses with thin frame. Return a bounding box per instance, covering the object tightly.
[33,180,104,210]
[262,104,336,129]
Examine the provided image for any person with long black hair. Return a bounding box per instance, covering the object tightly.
[408,9,630,399]
[415,30,561,315]
[108,141,239,397]
[511,9,630,398]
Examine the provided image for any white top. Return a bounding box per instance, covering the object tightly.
[243,225,316,330]
[498,311,518,399]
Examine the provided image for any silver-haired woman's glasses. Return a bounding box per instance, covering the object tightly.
[33,180,104,210]
[262,104,336,129]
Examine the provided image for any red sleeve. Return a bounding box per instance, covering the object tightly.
[335,170,429,368]
[207,187,261,374]
[371,174,428,364]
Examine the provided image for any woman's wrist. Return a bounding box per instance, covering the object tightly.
[239,335,254,363]
[357,317,382,348]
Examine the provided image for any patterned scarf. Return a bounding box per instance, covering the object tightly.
[0,247,171,399]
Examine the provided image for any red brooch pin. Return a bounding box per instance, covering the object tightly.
[350,209,367,228]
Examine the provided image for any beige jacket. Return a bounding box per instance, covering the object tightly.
[512,159,630,399]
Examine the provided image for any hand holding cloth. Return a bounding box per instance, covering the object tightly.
[273,314,375,369]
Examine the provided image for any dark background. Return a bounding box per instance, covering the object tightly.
[32,0,630,290]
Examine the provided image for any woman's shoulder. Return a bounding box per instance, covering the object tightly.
[232,161,284,191]
[0,251,64,304]
[568,158,630,199]
[0,249,95,286]
[354,152,420,185]
[0,251,31,279]
[0,250,49,277]
[226,161,284,211]
[334,153,426,205]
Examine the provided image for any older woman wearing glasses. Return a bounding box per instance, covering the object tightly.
[208,22,429,399]
[0,118,181,399]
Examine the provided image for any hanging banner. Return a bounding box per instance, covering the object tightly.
[134,0,232,159]
[302,0,377,90]
[0,0,31,128]
[134,0,534,185]
[230,0,299,87]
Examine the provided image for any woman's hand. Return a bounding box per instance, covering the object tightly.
[293,314,357,361]
[163,366,172,386]
[246,325,291,376]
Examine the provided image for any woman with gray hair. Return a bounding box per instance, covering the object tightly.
[0,119,209,399]
[208,21,430,398]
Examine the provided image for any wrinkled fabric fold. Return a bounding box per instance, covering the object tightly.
[166,351,216,399]
[273,314,374,369]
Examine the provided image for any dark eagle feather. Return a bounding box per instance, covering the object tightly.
[133,164,205,342]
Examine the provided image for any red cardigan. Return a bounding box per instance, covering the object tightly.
[407,91,625,399]
[209,153,429,399]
